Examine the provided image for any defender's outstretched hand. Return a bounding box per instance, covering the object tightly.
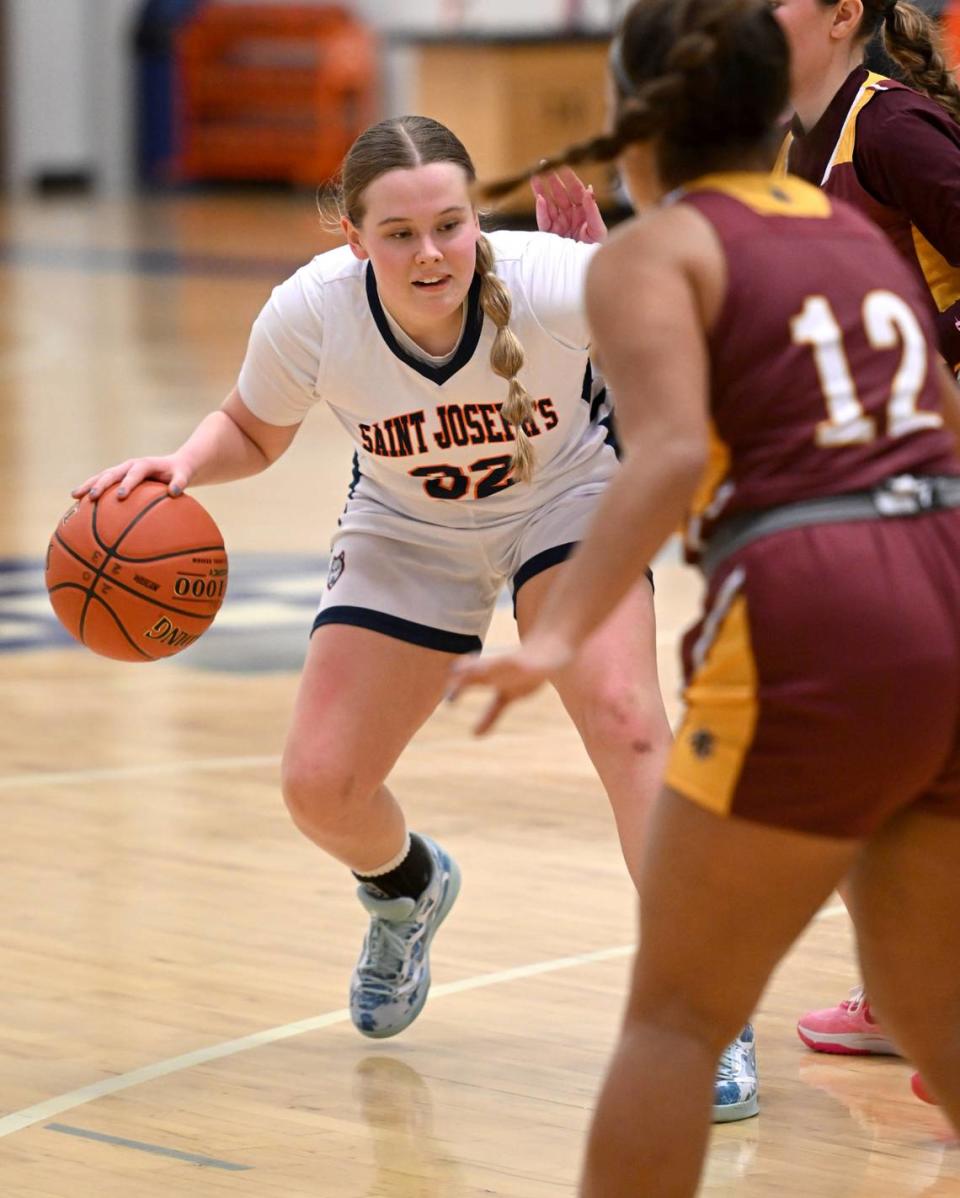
[533,167,607,244]
[448,635,575,735]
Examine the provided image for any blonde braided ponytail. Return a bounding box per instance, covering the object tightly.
[475,235,536,482]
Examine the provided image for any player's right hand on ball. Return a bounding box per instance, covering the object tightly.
[72,455,192,501]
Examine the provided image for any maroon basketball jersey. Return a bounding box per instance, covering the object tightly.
[677,172,959,561]
[778,67,960,370]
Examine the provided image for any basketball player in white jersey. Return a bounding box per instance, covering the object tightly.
[74,116,751,1121]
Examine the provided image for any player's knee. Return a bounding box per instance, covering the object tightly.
[281,749,374,834]
[627,1004,743,1058]
[624,977,749,1055]
[577,685,667,761]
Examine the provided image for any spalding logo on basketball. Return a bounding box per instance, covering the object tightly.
[45,482,229,662]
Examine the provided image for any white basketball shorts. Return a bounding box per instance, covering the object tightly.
[313,477,622,654]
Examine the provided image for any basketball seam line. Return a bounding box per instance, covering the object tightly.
[111,494,224,564]
[80,490,198,646]
[79,496,154,643]
[52,532,220,624]
[84,591,153,658]
[105,543,226,566]
[91,490,170,556]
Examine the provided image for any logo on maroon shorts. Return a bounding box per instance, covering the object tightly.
[327,551,345,589]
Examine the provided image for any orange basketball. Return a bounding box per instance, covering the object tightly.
[45,482,229,662]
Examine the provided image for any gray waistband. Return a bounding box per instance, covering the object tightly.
[701,474,960,577]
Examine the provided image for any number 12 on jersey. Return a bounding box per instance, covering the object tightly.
[791,290,942,447]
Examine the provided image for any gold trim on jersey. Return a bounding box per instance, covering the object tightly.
[822,72,889,182]
[776,74,960,363]
[775,72,890,182]
[684,424,732,555]
[912,225,960,319]
[774,129,792,178]
[684,171,831,218]
[666,579,758,818]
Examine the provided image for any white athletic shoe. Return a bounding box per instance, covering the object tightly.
[349,835,461,1039]
[713,1023,760,1123]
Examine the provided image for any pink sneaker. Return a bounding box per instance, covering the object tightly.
[797,986,900,1056]
[911,1072,936,1105]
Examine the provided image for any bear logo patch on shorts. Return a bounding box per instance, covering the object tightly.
[327,551,345,589]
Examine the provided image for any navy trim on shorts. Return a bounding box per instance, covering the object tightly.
[511,544,654,616]
[512,543,577,602]
[312,605,482,655]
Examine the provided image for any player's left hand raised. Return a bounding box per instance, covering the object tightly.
[448,635,575,735]
[532,167,607,244]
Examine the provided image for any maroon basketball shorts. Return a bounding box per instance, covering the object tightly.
[666,509,960,838]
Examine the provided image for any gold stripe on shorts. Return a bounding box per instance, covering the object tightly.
[665,580,758,817]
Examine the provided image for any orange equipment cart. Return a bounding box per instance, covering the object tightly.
[175,4,378,186]
[945,1,960,74]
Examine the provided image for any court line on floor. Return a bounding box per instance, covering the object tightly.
[44,1123,251,1171]
[0,755,282,790]
[0,946,633,1139]
[0,901,846,1141]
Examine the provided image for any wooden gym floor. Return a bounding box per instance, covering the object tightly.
[0,191,956,1196]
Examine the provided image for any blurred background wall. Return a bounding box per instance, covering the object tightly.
[0,0,627,195]
[0,0,954,197]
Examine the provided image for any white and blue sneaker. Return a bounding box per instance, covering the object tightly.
[349,836,461,1039]
[713,1023,759,1122]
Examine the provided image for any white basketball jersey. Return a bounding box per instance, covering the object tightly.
[237,230,616,526]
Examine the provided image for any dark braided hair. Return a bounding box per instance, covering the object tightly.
[479,0,789,202]
[824,0,960,123]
